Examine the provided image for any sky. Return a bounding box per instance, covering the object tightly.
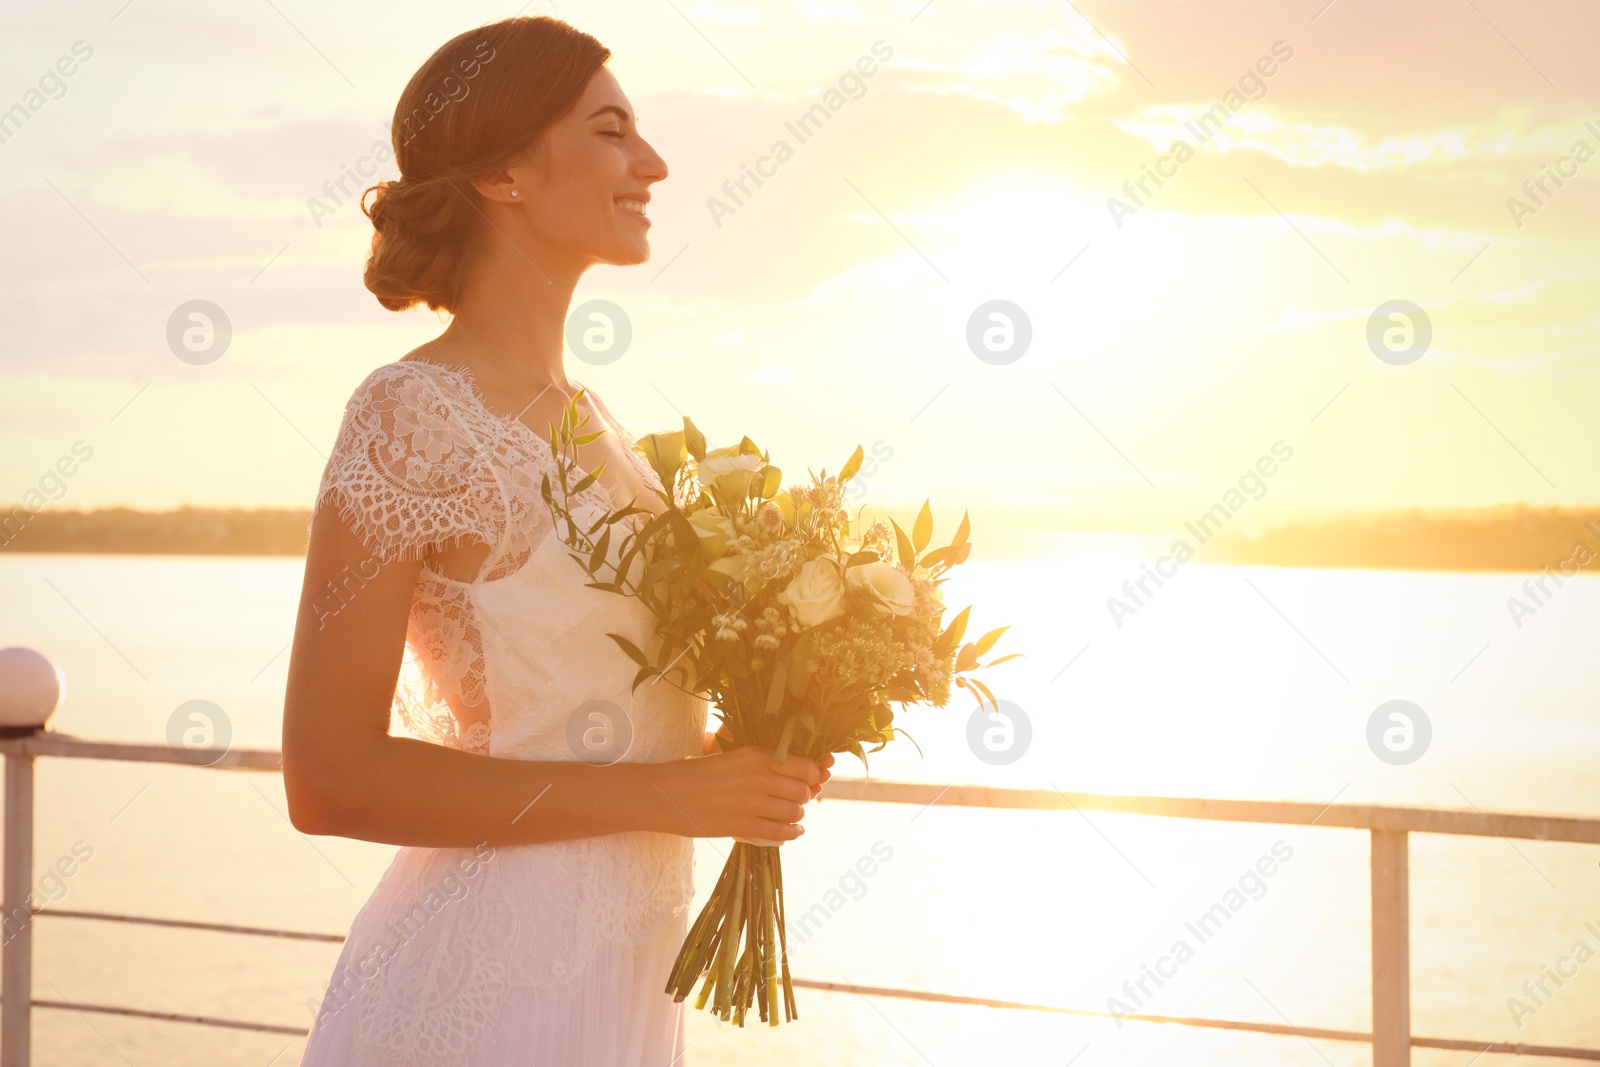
[3,0,1599,543]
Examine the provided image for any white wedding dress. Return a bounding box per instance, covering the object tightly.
[298,359,708,1067]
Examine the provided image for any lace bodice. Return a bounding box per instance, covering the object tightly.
[306,359,708,1065]
[311,358,684,752]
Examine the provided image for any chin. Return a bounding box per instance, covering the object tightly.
[605,241,651,267]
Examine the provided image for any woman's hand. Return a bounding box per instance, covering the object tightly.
[811,752,834,799]
[651,745,825,842]
[701,727,836,799]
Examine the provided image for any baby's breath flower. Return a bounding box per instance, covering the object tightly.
[712,609,750,635]
[755,606,789,638]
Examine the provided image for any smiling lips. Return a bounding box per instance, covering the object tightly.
[615,198,649,224]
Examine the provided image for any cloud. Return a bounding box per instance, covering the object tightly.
[42,115,396,205]
[893,27,1126,122]
[1113,109,1594,172]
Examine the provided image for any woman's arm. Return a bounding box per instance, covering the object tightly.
[282,507,823,848]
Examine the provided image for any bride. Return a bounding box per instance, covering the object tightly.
[281,15,831,1066]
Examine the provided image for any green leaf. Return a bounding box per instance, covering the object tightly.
[934,605,971,658]
[912,500,933,553]
[587,526,612,575]
[665,510,698,554]
[845,550,880,567]
[645,556,682,583]
[955,643,980,674]
[614,539,645,584]
[974,626,1008,656]
[607,633,651,669]
[571,464,606,494]
[574,430,605,445]
[985,652,1024,667]
[633,508,676,543]
[917,545,958,572]
[837,445,864,484]
[951,509,970,548]
[630,665,655,694]
[889,518,915,569]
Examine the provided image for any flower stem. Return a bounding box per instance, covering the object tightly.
[761,854,780,1026]
[714,846,747,1018]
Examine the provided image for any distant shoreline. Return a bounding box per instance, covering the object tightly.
[4,505,1600,573]
[0,507,311,557]
[1204,507,1600,574]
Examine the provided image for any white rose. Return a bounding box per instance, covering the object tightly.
[697,450,764,486]
[846,561,914,617]
[777,557,847,629]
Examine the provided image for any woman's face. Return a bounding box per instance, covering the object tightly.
[505,68,667,269]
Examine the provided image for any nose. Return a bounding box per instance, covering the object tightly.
[635,137,668,184]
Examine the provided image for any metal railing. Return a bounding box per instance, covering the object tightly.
[1,729,1598,1065]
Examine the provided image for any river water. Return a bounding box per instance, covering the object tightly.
[1,546,1596,1065]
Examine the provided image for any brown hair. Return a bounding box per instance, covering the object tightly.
[361,17,610,313]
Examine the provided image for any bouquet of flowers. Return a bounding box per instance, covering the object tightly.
[540,392,1015,1026]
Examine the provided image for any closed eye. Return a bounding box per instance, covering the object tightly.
[600,129,624,139]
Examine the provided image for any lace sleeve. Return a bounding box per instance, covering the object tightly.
[312,363,501,563]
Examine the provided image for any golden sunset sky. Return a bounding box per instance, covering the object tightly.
[3,0,1598,545]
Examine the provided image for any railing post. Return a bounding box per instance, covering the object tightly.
[1371,828,1410,1067]
[2,750,34,1067]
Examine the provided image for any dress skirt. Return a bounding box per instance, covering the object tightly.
[298,883,690,1067]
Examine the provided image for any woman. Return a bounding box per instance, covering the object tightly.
[282,16,831,1066]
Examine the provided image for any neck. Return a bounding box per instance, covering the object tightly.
[437,222,588,397]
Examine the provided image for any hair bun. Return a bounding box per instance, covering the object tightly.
[362,176,477,313]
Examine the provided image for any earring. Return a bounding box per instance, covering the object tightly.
[510,189,519,198]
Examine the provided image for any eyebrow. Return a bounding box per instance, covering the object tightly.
[586,104,636,125]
